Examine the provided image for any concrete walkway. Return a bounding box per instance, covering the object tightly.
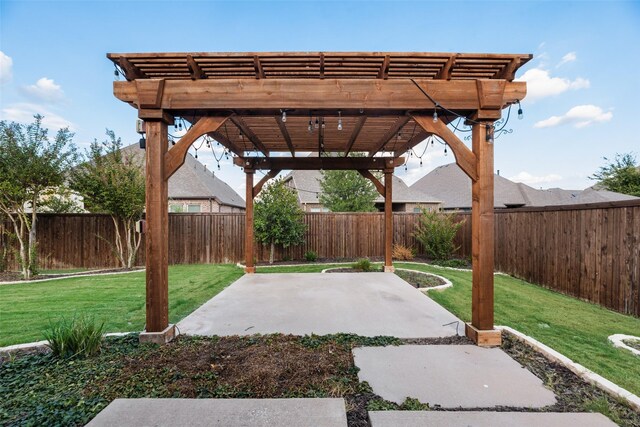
[178,273,462,338]
[88,398,347,427]
[353,345,557,407]
[368,411,617,426]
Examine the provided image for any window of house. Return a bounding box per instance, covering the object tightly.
[169,204,183,213]
[187,204,201,213]
[413,207,422,213]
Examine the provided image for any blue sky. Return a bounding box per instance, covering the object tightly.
[1,0,639,197]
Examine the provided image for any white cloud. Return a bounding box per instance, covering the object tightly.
[1,102,74,131]
[509,171,563,186]
[0,51,12,84]
[516,68,589,102]
[534,104,612,129]
[557,52,577,67]
[22,77,65,103]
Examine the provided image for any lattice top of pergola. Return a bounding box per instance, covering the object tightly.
[107,52,532,81]
[108,52,530,157]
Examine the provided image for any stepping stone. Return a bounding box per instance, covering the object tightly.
[368,411,618,426]
[87,398,347,427]
[353,345,556,408]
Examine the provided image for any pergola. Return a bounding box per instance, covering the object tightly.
[108,51,530,346]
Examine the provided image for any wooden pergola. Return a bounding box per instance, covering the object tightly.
[108,51,530,346]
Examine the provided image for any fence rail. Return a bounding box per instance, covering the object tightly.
[1,200,638,316]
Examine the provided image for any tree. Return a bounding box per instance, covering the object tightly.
[319,154,379,212]
[254,178,306,264]
[0,116,77,279]
[70,131,145,268]
[590,153,640,197]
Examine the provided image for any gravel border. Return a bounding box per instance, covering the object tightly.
[0,268,144,286]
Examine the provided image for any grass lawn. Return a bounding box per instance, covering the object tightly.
[0,264,244,346]
[391,262,640,398]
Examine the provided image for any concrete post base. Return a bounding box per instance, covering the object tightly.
[245,266,256,274]
[139,324,177,345]
[383,265,395,273]
[465,323,501,347]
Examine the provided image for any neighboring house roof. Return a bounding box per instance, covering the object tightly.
[283,170,441,205]
[410,163,638,209]
[122,144,245,209]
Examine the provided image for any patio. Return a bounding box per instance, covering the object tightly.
[177,272,461,338]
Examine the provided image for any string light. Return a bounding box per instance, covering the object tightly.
[517,101,524,120]
[321,118,325,129]
[281,110,287,123]
[444,146,448,156]
[338,111,343,131]
[433,105,438,123]
[315,117,319,129]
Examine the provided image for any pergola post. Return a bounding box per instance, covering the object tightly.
[383,170,394,272]
[465,122,501,346]
[139,119,176,344]
[245,169,256,273]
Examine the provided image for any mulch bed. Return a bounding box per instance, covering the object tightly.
[2,333,638,426]
[394,269,446,288]
[623,338,640,352]
[0,267,143,283]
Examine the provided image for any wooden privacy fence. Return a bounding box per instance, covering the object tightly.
[1,200,638,316]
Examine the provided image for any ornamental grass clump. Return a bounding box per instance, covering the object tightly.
[44,314,105,359]
[413,209,465,260]
[352,258,374,272]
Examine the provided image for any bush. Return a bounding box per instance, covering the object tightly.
[304,251,318,262]
[352,258,374,272]
[392,244,414,261]
[413,210,465,260]
[44,315,105,359]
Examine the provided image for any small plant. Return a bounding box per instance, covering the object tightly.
[413,210,465,261]
[304,250,318,262]
[352,258,373,272]
[430,258,470,268]
[392,244,414,261]
[44,314,105,359]
[282,255,292,262]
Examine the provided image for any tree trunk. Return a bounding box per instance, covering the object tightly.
[27,198,37,278]
[269,242,275,264]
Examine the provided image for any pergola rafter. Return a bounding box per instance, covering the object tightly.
[108,51,530,347]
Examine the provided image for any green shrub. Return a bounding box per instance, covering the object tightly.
[304,251,318,262]
[44,314,105,359]
[413,210,465,260]
[352,258,373,272]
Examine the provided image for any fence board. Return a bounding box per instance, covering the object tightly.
[1,200,639,316]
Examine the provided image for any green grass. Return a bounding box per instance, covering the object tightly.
[0,264,244,346]
[393,262,640,397]
[257,263,350,273]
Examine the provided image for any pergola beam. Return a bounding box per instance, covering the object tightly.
[235,156,403,171]
[412,115,478,181]
[230,116,269,155]
[275,116,295,156]
[344,116,367,156]
[358,170,384,196]
[253,170,281,198]
[368,116,411,156]
[164,116,229,179]
[113,78,527,111]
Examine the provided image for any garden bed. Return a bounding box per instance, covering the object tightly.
[0,267,143,283]
[1,333,638,427]
[394,269,446,288]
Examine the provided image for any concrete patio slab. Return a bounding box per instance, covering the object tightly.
[178,273,461,338]
[87,398,347,427]
[368,411,617,427]
[353,345,556,408]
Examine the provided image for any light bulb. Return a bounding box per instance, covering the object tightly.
[518,107,523,120]
[444,146,448,156]
[282,111,287,123]
[338,119,342,131]
[321,119,325,129]
[433,108,438,123]
[315,118,319,129]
